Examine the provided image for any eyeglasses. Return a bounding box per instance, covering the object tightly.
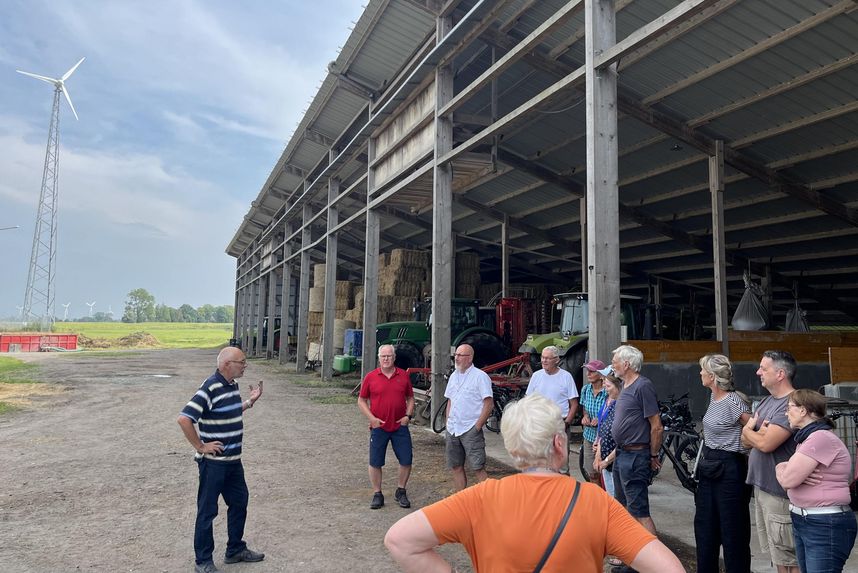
[541,356,559,361]
[454,353,472,357]
[229,360,247,366]
[379,355,395,359]
[786,402,802,410]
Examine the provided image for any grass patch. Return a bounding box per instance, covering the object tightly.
[311,394,356,405]
[53,322,233,349]
[0,357,39,384]
[0,402,17,414]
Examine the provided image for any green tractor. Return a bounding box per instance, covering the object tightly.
[376,298,508,372]
[518,292,639,382]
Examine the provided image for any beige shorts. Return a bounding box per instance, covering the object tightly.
[754,487,797,567]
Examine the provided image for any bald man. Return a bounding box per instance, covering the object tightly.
[178,347,265,573]
[445,344,494,490]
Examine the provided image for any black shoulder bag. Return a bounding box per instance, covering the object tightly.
[533,481,581,573]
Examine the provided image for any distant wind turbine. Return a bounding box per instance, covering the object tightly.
[85,301,96,317]
[15,305,24,320]
[61,302,71,320]
[107,305,114,319]
[17,57,85,331]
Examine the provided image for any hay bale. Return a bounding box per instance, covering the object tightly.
[313,263,326,286]
[309,287,325,312]
[334,319,357,348]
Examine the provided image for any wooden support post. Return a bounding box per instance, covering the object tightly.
[232,262,241,343]
[280,224,294,365]
[585,0,620,363]
[322,178,340,381]
[254,272,265,357]
[296,204,312,372]
[501,214,509,298]
[362,137,381,379]
[580,195,588,292]
[266,269,278,359]
[432,12,454,409]
[710,139,729,355]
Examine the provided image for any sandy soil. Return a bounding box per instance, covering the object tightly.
[0,349,696,572]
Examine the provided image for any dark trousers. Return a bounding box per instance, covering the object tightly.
[194,458,249,565]
[693,449,752,573]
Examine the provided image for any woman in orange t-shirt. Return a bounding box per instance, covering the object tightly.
[385,394,685,573]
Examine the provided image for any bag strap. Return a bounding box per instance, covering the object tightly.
[533,481,581,573]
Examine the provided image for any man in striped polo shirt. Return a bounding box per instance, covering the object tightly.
[178,346,264,573]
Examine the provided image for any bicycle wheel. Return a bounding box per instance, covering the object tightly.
[673,435,700,493]
[432,398,448,434]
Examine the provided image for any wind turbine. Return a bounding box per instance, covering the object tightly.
[17,57,85,331]
[61,302,71,321]
[15,306,24,321]
[107,305,114,320]
[85,301,96,318]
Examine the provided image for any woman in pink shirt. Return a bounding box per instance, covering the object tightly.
[776,389,856,573]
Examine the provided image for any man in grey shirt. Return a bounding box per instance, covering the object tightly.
[608,345,663,542]
[742,350,798,573]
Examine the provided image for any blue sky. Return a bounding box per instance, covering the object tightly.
[0,0,365,320]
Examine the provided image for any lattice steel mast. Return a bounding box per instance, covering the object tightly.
[17,58,84,329]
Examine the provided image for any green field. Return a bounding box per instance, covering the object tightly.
[53,322,233,349]
[0,356,39,387]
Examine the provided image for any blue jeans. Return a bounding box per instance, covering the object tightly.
[613,449,652,518]
[194,459,249,565]
[792,509,857,573]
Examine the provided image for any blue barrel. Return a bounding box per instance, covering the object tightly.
[344,329,363,357]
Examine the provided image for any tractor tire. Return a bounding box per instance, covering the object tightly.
[393,342,423,371]
[528,352,542,374]
[460,332,508,369]
[560,347,587,387]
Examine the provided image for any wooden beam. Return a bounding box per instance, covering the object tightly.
[710,140,729,354]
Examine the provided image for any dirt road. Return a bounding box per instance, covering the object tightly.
[0,349,695,572]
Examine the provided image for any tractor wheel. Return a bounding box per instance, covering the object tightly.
[393,342,423,374]
[528,352,542,374]
[560,347,587,387]
[460,332,508,369]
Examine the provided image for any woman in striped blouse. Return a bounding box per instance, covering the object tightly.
[694,353,752,573]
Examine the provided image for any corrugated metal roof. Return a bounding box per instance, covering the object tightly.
[230,0,858,324]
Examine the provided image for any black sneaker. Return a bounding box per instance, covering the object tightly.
[394,487,411,508]
[224,548,264,563]
[370,491,384,509]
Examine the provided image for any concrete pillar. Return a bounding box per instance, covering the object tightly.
[279,225,293,365]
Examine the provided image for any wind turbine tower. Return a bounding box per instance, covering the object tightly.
[61,302,71,321]
[17,57,85,330]
[86,301,96,318]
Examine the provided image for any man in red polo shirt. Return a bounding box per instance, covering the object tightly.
[357,344,415,510]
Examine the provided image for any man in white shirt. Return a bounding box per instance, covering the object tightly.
[525,345,580,425]
[445,343,494,490]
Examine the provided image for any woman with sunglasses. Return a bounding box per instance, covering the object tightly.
[776,389,857,573]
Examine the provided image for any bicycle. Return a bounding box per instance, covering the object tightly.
[485,382,525,433]
[656,393,701,493]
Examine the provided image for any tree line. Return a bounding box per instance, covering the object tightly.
[121,288,234,323]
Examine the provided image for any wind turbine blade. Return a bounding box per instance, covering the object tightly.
[16,70,59,84]
[62,87,79,120]
[61,57,86,81]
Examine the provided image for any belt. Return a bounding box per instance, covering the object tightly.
[619,443,649,452]
[789,504,851,516]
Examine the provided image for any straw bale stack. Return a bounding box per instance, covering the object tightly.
[313,263,326,287]
[389,248,430,268]
[455,252,481,299]
[308,287,325,312]
[307,310,324,343]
